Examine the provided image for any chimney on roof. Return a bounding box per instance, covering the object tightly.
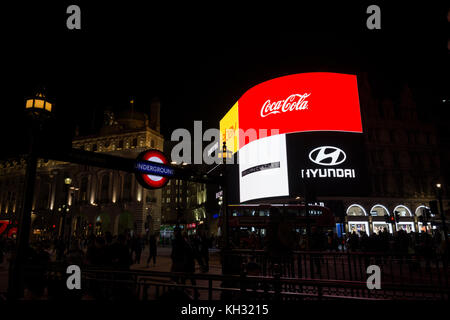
[150,98,161,132]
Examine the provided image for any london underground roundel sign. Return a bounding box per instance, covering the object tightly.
[135,149,173,189]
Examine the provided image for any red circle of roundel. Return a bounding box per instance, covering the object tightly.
[0,221,8,235]
[139,150,169,189]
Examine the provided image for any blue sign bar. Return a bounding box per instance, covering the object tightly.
[135,161,175,177]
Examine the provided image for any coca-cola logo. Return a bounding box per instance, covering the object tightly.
[260,93,310,118]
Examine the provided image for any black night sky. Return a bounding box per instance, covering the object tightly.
[0,2,448,158]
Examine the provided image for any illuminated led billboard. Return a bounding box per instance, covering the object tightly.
[220,72,362,154]
[219,101,239,154]
[220,72,367,203]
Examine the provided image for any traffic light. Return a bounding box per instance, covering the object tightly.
[394,211,400,223]
[429,201,439,216]
[418,215,424,223]
[389,215,395,224]
[424,208,431,220]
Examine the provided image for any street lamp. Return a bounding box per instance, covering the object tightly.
[8,92,54,299]
[25,93,53,114]
[435,183,448,246]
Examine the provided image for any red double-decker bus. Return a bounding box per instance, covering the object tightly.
[218,204,335,248]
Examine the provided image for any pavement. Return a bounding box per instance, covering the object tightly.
[130,246,222,274]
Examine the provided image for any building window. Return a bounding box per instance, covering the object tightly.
[132,138,137,147]
[347,204,367,216]
[378,104,384,118]
[370,204,389,217]
[100,174,109,202]
[415,205,429,217]
[92,144,98,152]
[118,140,124,149]
[80,176,88,202]
[392,153,399,167]
[38,183,50,209]
[151,139,155,148]
[123,174,133,201]
[393,205,412,217]
[393,105,400,120]
[389,130,396,144]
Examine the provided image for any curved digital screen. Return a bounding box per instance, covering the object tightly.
[220,72,362,154]
[220,72,366,203]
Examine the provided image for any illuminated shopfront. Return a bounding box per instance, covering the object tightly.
[348,221,369,236]
[396,222,415,233]
[418,222,433,233]
[346,204,431,235]
[372,222,392,234]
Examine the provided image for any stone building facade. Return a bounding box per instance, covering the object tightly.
[338,73,448,235]
[0,100,165,239]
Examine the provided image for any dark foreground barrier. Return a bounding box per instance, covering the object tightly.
[15,261,450,301]
[221,250,450,288]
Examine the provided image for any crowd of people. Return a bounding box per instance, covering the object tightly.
[0,229,215,299]
[0,226,448,299]
[170,229,212,274]
[229,227,449,257]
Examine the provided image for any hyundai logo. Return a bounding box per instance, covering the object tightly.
[309,146,346,166]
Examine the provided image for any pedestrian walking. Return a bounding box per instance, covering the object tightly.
[147,233,157,267]
[132,235,143,264]
[200,232,210,272]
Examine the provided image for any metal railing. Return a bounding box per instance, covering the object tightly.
[18,262,450,301]
[221,250,450,287]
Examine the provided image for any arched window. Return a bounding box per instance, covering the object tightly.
[100,174,109,202]
[346,204,367,216]
[393,205,412,216]
[415,205,429,217]
[370,204,390,216]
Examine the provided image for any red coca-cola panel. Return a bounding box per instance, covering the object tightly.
[237,72,362,148]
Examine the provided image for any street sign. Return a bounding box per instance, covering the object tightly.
[38,148,221,184]
[135,149,174,189]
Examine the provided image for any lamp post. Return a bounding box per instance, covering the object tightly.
[60,177,72,241]
[8,92,53,299]
[67,185,79,241]
[436,183,449,246]
[176,177,181,229]
[222,142,230,249]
